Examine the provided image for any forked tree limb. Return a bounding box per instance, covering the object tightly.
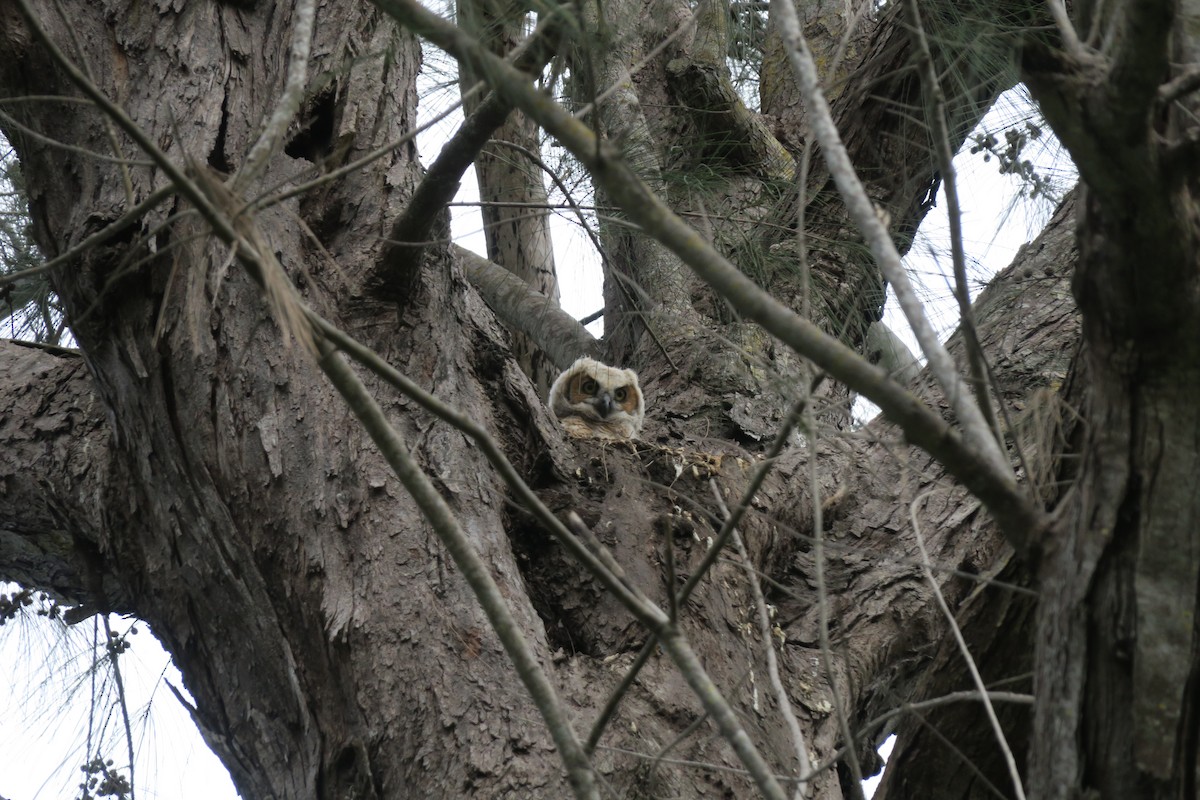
[371,0,1046,549]
[456,245,599,369]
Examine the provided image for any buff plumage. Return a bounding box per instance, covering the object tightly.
[548,357,645,440]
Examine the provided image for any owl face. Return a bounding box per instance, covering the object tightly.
[548,357,645,440]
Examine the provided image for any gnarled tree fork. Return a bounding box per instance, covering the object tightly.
[1,0,1197,798]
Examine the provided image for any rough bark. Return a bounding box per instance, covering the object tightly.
[1021,4,1200,793]
[0,185,1082,799]
[1,1,576,796]
[5,0,1199,799]
[875,192,1082,800]
[0,0,1042,796]
[457,0,562,396]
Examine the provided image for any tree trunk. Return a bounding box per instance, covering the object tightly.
[1019,5,1200,796]
[4,0,1200,799]
[2,1,577,796]
[875,192,1082,800]
[457,0,561,396]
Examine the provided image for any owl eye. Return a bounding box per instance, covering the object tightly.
[613,387,628,402]
[581,378,599,394]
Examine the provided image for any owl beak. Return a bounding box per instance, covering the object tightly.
[592,392,614,418]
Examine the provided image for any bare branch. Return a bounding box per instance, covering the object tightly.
[369,0,1044,547]
[910,491,1027,800]
[904,0,1001,443]
[585,638,655,754]
[769,0,1009,482]
[456,245,599,368]
[1045,0,1087,61]
[371,13,562,299]
[711,480,813,798]
[234,0,316,191]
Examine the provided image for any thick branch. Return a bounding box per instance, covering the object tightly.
[1104,0,1173,141]
[1023,2,1172,199]
[456,245,599,369]
[0,340,112,605]
[668,0,792,178]
[374,0,1045,548]
[370,23,559,300]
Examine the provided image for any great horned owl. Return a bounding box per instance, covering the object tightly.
[548,357,645,440]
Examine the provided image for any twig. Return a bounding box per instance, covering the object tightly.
[564,511,654,604]
[905,709,1011,800]
[909,491,1027,800]
[314,337,599,800]
[479,141,678,368]
[0,185,173,290]
[803,689,1033,781]
[767,0,1011,482]
[678,396,809,605]
[711,480,813,798]
[235,0,316,190]
[585,638,656,755]
[596,743,805,786]
[0,107,153,166]
[101,616,137,800]
[370,0,1043,547]
[86,615,99,779]
[663,520,679,623]
[904,0,1002,446]
[473,139,678,368]
[647,667,754,783]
